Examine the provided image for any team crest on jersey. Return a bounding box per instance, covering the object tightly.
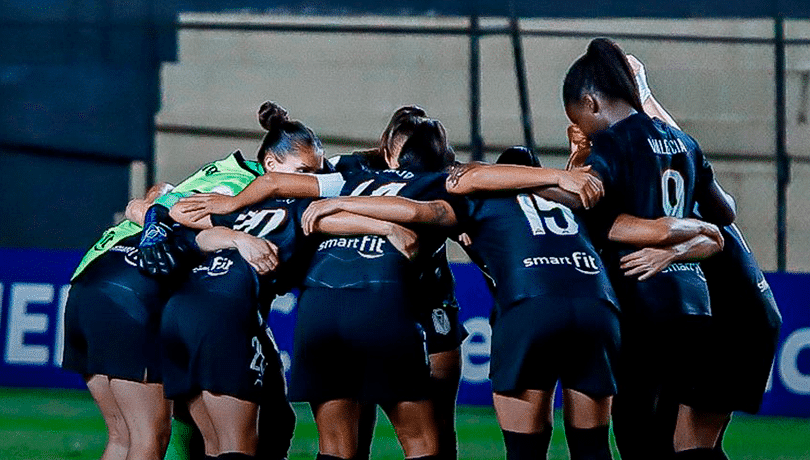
[432,308,451,336]
[317,235,387,259]
[757,277,770,293]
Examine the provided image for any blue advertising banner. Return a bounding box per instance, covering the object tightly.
[1,248,808,417]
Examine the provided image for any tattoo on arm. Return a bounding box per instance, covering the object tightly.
[446,163,476,189]
[428,201,449,224]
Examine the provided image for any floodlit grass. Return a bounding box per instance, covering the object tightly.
[1,388,808,460]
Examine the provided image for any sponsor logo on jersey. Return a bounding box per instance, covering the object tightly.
[108,245,139,267]
[317,235,387,259]
[202,163,219,176]
[94,230,116,251]
[660,262,706,280]
[432,308,452,336]
[192,255,234,277]
[647,138,688,155]
[522,251,600,275]
[208,185,235,196]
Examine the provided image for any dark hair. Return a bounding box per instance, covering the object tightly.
[496,146,541,167]
[562,38,644,113]
[380,105,428,160]
[397,118,455,172]
[256,101,323,165]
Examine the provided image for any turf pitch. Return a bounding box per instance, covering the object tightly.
[1,388,808,459]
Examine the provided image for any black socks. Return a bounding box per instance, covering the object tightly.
[502,427,553,460]
[564,424,611,460]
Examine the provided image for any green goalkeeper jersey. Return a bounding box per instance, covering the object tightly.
[71,151,263,280]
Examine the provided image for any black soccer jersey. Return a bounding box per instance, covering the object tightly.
[305,168,462,289]
[585,113,714,320]
[701,223,781,329]
[207,197,315,300]
[461,192,617,312]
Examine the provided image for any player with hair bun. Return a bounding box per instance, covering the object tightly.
[61,103,285,460]
[161,102,429,460]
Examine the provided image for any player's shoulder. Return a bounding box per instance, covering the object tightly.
[192,150,263,178]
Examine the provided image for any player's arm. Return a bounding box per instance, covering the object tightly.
[619,234,722,281]
[125,182,175,225]
[608,214,724,248]
[195,227,279,275]
[698,179,737,227]
[301,196,457,235]
[174,172,342,222]
[628,54,736,227]
[313,211,419,260]
[444,162,604,209]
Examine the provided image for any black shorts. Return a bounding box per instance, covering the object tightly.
[62,242,168,383]
[418,301,468,355]
[618,315,724,412]
[490,296,620,397]
[289,286,431,405]
[684,318,777,414]
[160,255,270,402]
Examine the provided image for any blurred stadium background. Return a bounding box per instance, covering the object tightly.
[1,1,809,458]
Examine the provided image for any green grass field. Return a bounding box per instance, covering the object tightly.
[1,388,808,459]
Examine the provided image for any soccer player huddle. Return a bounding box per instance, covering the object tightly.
[61,38,781,460]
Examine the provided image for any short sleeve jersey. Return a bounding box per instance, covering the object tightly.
[209,197,314,300]
[584,113,715,320]
[72,151,263,280]
[304,167,463,289]
[700,224,781,330]
[461,192,617,312]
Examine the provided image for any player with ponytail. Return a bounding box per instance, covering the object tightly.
[563,38,736,460]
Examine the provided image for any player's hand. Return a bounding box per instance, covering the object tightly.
[626,54,652,103]
[144,182,175,203]
[620,247,675,281]
[137,204,179,276]
[458,233,473,247]
[557,166,604,209]
[386,224,419,260]
[125,198,150,225]
[697,221,725,250]
[176,193,238,222]
[233,234,279,275]
[566,124,591,169]
[301,199,345,235]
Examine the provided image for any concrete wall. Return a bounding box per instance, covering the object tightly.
[153,14,810,271]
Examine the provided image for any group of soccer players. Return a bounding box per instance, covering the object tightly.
[61,37,780,460]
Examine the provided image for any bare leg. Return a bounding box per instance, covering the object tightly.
[383,400,439,458]
[86,374,129,460]
[313,399,362,459]
[562,389,612,428]
[188,394,220,457]
[674,405,729,452]
[201,391,259,455]
[109,379,172,460]
[493,390,554,460]
[493,389,553,433]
